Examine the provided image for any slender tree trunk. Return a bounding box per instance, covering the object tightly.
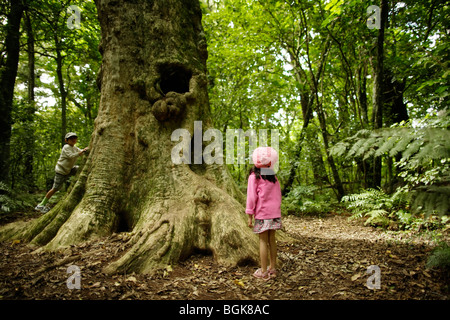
[316,101,345,201]
[383,69,408,192]
[0,0,258,274]
[282,48,315,195]
[356,64,374,188]
[0,0,24,184]
[371,0,388,188]
[55,40,67,148]
[358,65,369,127]
[25,11,35,103]
[307,34,345,200]
[24,8,36,188]
[306,126,329,187]
[282,93,313,195]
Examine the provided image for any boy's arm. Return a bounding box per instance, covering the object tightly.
[77,146,89,155]
[61,145,84,159]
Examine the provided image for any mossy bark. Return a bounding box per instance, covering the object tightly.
[0,0,259,274]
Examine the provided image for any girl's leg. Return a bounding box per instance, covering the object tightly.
[258,231,269,272]
[268,230,277,270]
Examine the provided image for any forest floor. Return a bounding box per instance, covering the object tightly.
[0,210,448,301]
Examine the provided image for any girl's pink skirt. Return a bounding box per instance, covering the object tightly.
[253,218,282,234]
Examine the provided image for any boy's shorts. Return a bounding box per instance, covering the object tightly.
[52,166,79,191]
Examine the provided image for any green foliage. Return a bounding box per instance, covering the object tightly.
[282,186,337,216]
[342,188,405,227]
[331,112,450,166]
[0,182,15,213]
[342,185,449,232]
[332,110,450,217]
[7,0,100,191]
[0,181,37,214]
[427,242,450,271]
[203,0,449,205]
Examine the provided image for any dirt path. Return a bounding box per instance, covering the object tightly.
[0,213,448,300]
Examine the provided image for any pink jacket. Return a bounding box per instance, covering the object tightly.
[245,173,282,220]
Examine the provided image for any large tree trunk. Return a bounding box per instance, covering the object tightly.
[0,0,258,274]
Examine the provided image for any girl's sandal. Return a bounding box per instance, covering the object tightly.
[268,267,277,278]
[253,268,270,281]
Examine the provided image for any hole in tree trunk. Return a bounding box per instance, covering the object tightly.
[158,63,192,95]
[181,247,213,261]
[192,247,213,256]
[116,210,133,233]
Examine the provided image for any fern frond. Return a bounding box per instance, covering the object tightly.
[364,209,390,226]
[427,243,450,270]
[347,138,367,159]
[366,209,388,218]
[389,134,415,157]
[330,141,349,157]
[402,139,424,160]
[411,185,450,216]
[375,136,397,157]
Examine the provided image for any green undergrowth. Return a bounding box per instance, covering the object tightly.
[281,185,342,217]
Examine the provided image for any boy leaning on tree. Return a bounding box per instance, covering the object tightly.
[35,132,88,213]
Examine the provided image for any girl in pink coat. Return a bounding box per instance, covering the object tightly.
[246,147,282,280]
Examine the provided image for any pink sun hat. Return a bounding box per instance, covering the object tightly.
[252,146,278,169]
